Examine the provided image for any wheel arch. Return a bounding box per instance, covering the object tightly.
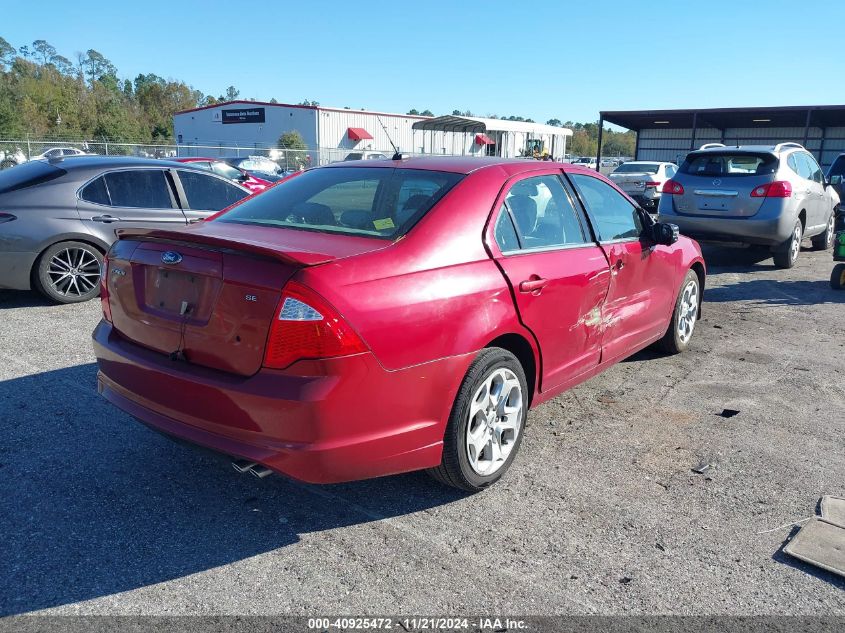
[484,332,538,407]
[689,261,705,318]
[30,235,109,284]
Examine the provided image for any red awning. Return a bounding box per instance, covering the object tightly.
[347,127,373,141]
[475,133,495,145]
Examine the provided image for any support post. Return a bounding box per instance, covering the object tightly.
[595,116,604,172]
[803,109,812,148]
[690,112,698,151]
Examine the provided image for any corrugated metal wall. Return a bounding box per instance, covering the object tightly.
[637,126,840,169]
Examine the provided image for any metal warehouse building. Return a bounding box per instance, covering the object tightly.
[600,105,845,170]
[173,101,571,164]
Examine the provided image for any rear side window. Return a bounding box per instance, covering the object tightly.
[802,153,824,183]
[104,170,173,208]
[0,161,67,194]
[217,167,463,239]
[80,176,110,205]
[613,163,660,174]
[569,173,642,241]
[177,170,249,211]
[680,153,777,177]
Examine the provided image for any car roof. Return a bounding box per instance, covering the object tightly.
[325,156,607,176]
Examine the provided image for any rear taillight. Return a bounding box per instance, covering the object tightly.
[751,181,792,198]
[100,254,112,323]
[645,181,661,189]
[263,281,367,369]
[662,180,684,195]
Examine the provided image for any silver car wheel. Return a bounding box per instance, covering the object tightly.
[465,367,523,476]
[677,278,699,345]
[789,223,801,263]
[48,247,101,297]
[824,215,835,249]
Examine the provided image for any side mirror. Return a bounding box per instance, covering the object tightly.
[831,175,842,186]
[651,222,679,246]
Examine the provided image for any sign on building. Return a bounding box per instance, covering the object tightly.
[221,108,266,124]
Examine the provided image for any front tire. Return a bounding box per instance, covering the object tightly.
[428,348,528,492]
[772,221,802,269]
[811,213,835,251]
[656,269,700,354]
[33,241,103,304]
[831,263,845,290]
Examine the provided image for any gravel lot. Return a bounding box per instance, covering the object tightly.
[1,244,843,616]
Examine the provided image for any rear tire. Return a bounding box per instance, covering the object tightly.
[811,213,835,251]
[656,269,700,354]
[831,263,845,290]
[33,241,103,304]
[427,348,528,492]
[772,221,802,269]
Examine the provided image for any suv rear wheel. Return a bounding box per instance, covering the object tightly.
[772,221,802,269]
[811,213,835,251]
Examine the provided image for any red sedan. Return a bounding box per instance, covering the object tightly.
[93,157,705,491]
[173,157,272,193]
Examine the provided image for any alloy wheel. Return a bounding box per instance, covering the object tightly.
[789,224,801,263]
[47,247,101,298]
[677,279,698,345]
[465,368,523,476]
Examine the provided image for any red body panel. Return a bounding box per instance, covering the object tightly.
[93,157,705,484]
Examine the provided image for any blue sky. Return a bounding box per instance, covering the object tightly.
[4,0,844,124]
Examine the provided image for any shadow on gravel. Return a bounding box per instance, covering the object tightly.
[699,244,777,272]
[0,363,467,615]
[0,290,53,309]
[704,279,845,305]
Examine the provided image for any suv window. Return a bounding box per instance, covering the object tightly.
[103,170,173,208]
[80,176,110,205]
[218,167,463,239]
[569,173,642,241]
[792,153,815,181]
[494,175,587,252]
[680,152,777,177]
[802,153,824,184]
[177,170,248,211]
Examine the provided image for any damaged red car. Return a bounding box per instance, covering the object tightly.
[92,157,705,491]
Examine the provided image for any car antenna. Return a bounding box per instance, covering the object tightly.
[376,115,403,160]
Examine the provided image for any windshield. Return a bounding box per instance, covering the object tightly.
[680,152,777,177]
[0,160,67,194]
[613,163,659,174]
[217,167,464,239]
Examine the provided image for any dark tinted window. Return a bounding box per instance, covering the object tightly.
[217,167,463,239]
[0,161,67,194]
[570,173,642,241]
[680,152,777,177]
[827,155,845,178]
[80,176,110,205]
[178,170,249,211]
[613,162,660,174]
[104,170,173,208]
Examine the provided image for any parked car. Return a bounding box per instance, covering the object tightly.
[344,151,389,161]
[0,147,27,169]
[571,156,597,169]
[658,143,839,268]
[221,155,282,176]
[0,156,251,304]
[173,157,272,193]
[93,156,705,491]
[609,161,678,212]
[31,147,91,160]
[825,153,845,232]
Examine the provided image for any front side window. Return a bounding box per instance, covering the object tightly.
[494,175,587,252]
[103,170,173,208]
[569,173,642,242]
[178,171,249,211]
[217,167,463,239]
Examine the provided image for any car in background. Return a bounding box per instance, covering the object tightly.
[826,153,845,231]
[221,155,283,176]
[31,147,92,160]
[658,143,839,268]
[344,151,389,161]
[174,157,272,193]
[0,156,250,303]
[0,147,27,169]
[93,156,705,491]
[571,156,597,169]
[609,161,678,212]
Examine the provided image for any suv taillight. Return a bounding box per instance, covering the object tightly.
[100,254,112,323]
[751,181,792,198]
[662,179,684,195]
[263,281,367,370]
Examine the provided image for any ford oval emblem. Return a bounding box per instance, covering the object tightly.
[712,179,721,186]
[161,251,183,265]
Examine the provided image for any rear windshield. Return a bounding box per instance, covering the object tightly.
[613,163,659,174]
[0,160,67,194]
[680,152,777,177]
[216,167,464,239]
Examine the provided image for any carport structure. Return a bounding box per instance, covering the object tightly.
[600,105,845,170]
[411,115,572,159]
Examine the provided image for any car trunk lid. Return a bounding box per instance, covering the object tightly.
[105,222,388,376]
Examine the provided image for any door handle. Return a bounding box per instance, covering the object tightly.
[92,215,122,223]
[519,277,549,293]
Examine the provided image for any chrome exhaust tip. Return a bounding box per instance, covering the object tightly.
[232,459,257,474]
[249,465,273,479]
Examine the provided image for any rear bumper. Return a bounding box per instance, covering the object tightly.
[658,203,793,246]
[0,251,36,290]
[93,320,470,483]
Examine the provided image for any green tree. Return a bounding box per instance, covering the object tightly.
[32,40,57,66]
[278,130,308,170]
[407,108,419,115]
[0,37,17,69]
[546,118,562,127]
[224,85,239,101]
[420,109,433,117]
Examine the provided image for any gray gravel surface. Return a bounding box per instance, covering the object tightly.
[0,244,843,616]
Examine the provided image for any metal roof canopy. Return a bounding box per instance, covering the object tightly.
[412,115,572,137]
[601,105,845,131]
